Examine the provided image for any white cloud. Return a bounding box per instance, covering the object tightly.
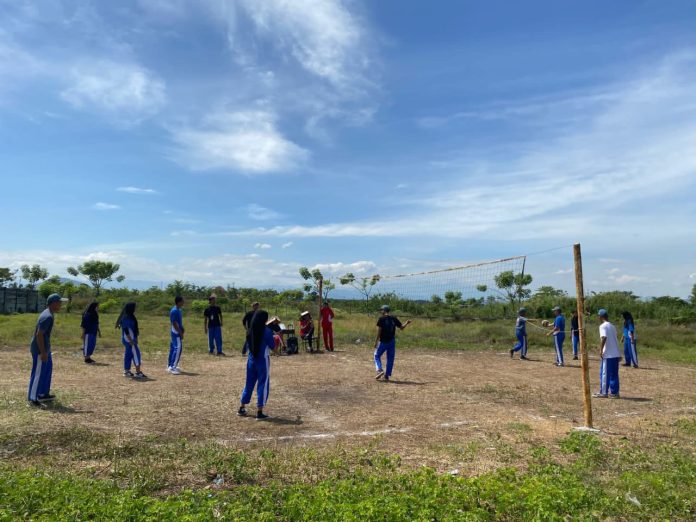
[93,202,121,210]
[311,260,376,275]
[171,110,308,173]
[281,241,293,249]
[223,52,696,240]
[555,268,573,275]
[690,273,696,279]
[254,243,272,249]
[117,186,158,195]
[247,203,282,221]
[61,60,166,124]
[227,0,372,93]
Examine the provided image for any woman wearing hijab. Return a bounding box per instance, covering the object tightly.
[80,301,101,364]
[238,310,277,420]
[116,302,147,379]
[621,311,639,368]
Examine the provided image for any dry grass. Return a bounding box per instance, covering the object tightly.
[2,341,695,489]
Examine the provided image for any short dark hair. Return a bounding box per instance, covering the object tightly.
[175,295,184,305]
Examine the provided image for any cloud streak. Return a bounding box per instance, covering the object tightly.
[170,110,308,173]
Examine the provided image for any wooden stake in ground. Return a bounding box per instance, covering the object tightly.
[573,243,593,429]
[317,277,323,351]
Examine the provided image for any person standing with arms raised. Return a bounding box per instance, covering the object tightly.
[238,310,277,420]
[374,305,411,381]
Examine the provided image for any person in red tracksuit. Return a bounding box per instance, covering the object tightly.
[320,301,335,351]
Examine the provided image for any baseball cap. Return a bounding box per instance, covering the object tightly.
[380,304,390,312]
[208,293,217,300]
[552,306,561,312]
[300,311,310,317]
[518,307,527,314]
[598,309,608,318]
[47,293,68,305]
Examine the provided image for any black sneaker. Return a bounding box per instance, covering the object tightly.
[375,370,385,380]
[509,349,514,358]
[609,393,621,399]
[256,412,269,420]
[124,370,134,378]
[38,394,56,402]
[84,357,95,364]
[209,352,215,355]
[237,407,247,417]
[217,352,226,357]
[29,400,47,409]
[520,356,529,360]
[573,356,579,360]
[133,372,147,379]
[383,376,390,382]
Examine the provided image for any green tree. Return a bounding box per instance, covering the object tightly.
[533,286,567,298]
[476,284,487,293]
[0,267,16,287]
[20,264,49,290]
[494,270,534,307]
[340,273,380,309]
[67,260,125,296]
[691,284,696,306]
[166,280,186,296]
[299,267,335,300]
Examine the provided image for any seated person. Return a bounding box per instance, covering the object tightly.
[299,311,315,350]
[266,316,286,353]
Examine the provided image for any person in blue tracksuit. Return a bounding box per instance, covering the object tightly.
[510,307,537,360]
[621,311,639,368]
[547,306,566,366]
[594,309,621,398]
[116,302,146,379]
[168,296,185,375]
[204,294,225,356]
[374,305,412,381]
[28,293,67,408]
[80,301,101,364]
[570,310,580,360]
[238,310,278,420]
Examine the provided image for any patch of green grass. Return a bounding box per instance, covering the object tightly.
[1,434,694,521]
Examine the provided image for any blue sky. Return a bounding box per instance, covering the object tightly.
[1,0,695,296]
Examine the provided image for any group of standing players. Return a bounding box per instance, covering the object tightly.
[26,293,393,418]
[26,292,639,413]
[510,306,640,398]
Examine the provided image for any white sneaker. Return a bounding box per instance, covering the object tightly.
[169,367,181,375]
[175,366,182,372]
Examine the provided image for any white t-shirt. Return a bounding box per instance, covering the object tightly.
[599,321,621,358]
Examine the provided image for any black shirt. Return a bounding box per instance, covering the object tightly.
[204,305,222,328]
[269,322,281,333]
[571,316,579,336]
[377,315,403,343]
[242,310,255,331]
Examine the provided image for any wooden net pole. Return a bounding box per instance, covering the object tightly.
[574,243,593,428]
[317,277,323,351]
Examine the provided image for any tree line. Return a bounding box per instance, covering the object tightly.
[2,263,695,324]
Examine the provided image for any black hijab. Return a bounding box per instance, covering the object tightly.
[247,310,269,356]
[81,301,99,327]
[116,302,139,337]
[621,311,634,329]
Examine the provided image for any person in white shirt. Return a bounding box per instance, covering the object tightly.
[593,309,621,398]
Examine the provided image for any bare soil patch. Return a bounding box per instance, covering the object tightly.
[1,344,695,472]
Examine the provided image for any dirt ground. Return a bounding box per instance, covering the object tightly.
[1,344,695,470]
